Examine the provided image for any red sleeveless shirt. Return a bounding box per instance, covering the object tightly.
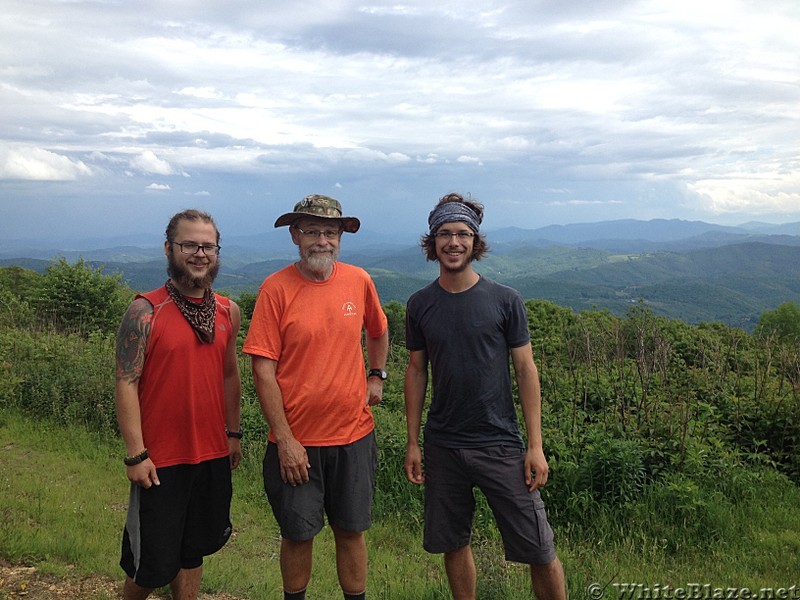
[137,286,233,468]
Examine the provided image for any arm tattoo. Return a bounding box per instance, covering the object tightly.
[115,299,153,384]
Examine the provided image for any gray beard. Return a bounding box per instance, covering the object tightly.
[300,246,338,276]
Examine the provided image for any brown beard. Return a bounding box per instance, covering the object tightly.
[166,250,220,290]
[441,260,471,274]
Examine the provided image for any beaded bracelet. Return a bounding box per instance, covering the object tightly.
[226,428,244,439]
[123,448,149,466]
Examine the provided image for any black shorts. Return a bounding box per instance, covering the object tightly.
[423,443,556,565]
[120,456,233,589]
[263,431,377,542]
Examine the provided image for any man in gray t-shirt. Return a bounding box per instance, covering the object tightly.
[404,193,566,600]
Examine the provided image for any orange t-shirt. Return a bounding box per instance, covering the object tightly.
[243,262,387,446]
[137,287,233,467]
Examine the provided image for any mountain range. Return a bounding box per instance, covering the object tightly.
[3,218,800,330]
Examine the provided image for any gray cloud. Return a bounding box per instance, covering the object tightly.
[1,0,799,242]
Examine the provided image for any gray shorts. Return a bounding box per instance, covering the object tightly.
[423,443,557,565]
[263,431,377,541]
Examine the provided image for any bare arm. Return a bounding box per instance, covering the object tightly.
[404,349,428,484]
[114,298,159,488]
[250,355,310,485]
[365,328,389,406]
[511,343,549,492]
[224,300,243,469]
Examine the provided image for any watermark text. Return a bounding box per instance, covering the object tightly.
[586,583,800,600]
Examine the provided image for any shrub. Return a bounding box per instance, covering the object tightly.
[28,258,132,335]
[1,327,116,431]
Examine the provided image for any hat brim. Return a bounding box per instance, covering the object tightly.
[274,212,360,233]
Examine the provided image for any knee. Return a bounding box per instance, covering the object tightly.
[330,524,362,541]
[531,556,563,576]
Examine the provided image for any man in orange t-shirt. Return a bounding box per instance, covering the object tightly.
[243,194,388,600]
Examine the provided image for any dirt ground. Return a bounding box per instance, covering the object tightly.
[0,559,243,600]
[0,560,119,600]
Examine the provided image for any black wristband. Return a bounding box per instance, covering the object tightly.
[226,428,243,439]
[124,448,149,466]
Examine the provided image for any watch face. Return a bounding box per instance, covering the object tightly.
[369,369,387,380]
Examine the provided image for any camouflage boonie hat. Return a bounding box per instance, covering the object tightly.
[274,194,361,233]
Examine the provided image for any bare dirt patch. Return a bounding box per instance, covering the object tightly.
[0,560,120,599]
[0,560,243,599]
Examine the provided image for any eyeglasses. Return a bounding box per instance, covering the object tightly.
[294,225,342,240]
[170,242,221,256]
[435,231,475,241]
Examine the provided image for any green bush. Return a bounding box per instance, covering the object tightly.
[28,258,132,335]
[0,327,116,431]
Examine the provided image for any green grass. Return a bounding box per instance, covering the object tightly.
[2,409,800,599]
[0,410,451,599]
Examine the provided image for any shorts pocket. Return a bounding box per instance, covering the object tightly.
[533,494,554,546]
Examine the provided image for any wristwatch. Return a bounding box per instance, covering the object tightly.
[367,368,388,381]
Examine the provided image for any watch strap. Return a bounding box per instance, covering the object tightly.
[367,368,387,380]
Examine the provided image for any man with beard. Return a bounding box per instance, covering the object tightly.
[404,193,566,600]
[243,195,388,600]
[115,209,242,600]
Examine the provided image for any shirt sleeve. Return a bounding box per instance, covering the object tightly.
[405,293,426,351]
[363,272,388,338]
[506,291,531,349]
[242,284,283,360]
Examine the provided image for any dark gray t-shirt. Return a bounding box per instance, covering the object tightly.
[405,276,530,448]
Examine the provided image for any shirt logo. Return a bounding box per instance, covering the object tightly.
[342,302,358,317]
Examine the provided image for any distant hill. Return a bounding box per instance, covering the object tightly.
[505,242,800,329]
[501,218,742,244]
[3,218,800,330]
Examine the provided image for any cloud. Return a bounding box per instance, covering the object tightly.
[145,183,171,191]
[551,199,625,207]
[689,169,800,216]
[130,151,178,176]
[0,145,92,181]
[1,0,800,240]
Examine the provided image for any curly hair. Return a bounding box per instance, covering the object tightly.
[420,193,489,262]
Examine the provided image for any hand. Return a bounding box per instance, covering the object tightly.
[404,444,425,484]
[277,437,311,486]
[126,458,160,488]
[525,446,549,492]
[366,377,384,406]
[228,438,242,470]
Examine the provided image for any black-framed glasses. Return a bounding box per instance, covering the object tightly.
[435,231,475,241]
[170,242,221,256]
[294,225,342,240]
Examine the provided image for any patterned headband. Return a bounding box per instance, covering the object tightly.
[427,202,481,234]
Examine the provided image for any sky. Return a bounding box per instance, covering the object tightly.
[2,0,799,245]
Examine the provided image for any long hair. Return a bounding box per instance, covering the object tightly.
[420,193,489,262]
